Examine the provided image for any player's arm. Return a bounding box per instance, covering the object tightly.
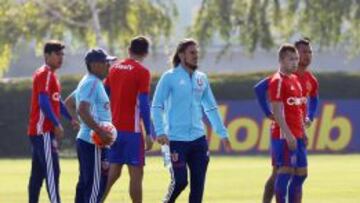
[271,102,297,150]
[253,77,274,119]
[39,92,60,127]
[64,91,80,130]
[307,95,318,121]
[38,92,64,138]
[307,77,319,121]
[36,72,63,138]
[201,75,232,152]
[138,69,153,150]
[151,72,171,145]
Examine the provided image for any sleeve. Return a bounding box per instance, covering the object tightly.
[307,96,318,121]
[139,93,151,135]
[253,77,272,117]
[309,74,319,97]
[138,68,150,94]
[39,93,60,127]
[151,72,171,136]
[307,74,319,121]
[60,100,72,121]
[35,71,53,95]
[78,79,98,104]
[268,78,283,102]
[201,75,228,139]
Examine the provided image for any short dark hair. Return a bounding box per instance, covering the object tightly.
[172,39,197,67]
[278,43,297,59]
[294,38,311,48]
[44,40,65,54]
[129,36,150,55]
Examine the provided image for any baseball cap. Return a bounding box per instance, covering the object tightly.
[85,48,116,64]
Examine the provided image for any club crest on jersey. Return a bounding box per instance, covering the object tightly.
[171,152,179,162]
[197,78,204,87]
[52,92,60,101]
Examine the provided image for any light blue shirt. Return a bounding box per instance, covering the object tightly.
[74,74,111,144]
[151,65,228,141]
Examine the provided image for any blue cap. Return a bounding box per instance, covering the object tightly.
[85,48,116,64]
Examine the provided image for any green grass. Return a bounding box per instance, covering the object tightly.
[0,155,359,203]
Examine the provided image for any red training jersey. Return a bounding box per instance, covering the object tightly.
[294,70,319,118]
[268,72,305,139]
[28,65,61,135]
[104,58,150,132]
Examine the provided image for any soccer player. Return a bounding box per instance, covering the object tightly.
[27,40,78,203]
[151,39,232,203]
[66,48,116,203]
[254,38,319,203]
[267,44,308,203]
[101,36,153,203]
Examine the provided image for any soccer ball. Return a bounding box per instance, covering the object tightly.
[90,121,117,147]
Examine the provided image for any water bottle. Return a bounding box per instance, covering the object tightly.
[161,144,171,168]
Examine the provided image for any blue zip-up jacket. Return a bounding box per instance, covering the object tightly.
[151,65,228,141]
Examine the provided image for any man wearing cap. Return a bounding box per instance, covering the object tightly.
[28,40,79,203]
[65,48,116,203]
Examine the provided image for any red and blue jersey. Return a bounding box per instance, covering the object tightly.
[268,72,305,139]
[28,65,61,135]
[294,70,319,119]
[104,58,150,133]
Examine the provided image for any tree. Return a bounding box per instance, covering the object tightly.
[0,0,177,77]
[191,0,360,56]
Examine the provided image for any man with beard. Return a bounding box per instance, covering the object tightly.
[151,38,232,203]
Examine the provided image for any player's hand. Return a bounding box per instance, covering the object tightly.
[98,130,114,146]
[145,135,154,151]
[54,124,64,140]
[285,134,297,151]
[304,135,309,147]
[221,138,232,153]
[268,114,275,121]
[304,117,312,128]
[71,119,80,130]
[157,134,169,145]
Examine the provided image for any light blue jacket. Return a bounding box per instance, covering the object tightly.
[151,65,228,141]
[74,74,112,144]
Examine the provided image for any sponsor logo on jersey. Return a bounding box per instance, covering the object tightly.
[52,92,60,101]
[287,97,307,106]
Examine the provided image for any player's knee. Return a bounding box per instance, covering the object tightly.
[175,179,188,191]
[295,167,307,176]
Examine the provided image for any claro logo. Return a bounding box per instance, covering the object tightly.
[286,97,307,106]
[52,92,60,101]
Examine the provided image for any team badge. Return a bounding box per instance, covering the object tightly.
[104,102,110,110]
[52,92,60,101]
[197,78,203,87]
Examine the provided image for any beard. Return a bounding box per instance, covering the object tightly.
[185,61,198,70]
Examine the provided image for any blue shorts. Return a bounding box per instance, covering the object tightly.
[108,132,144,166]
[271,138,307,168]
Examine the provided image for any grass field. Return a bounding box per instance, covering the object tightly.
[0,155,359,203]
